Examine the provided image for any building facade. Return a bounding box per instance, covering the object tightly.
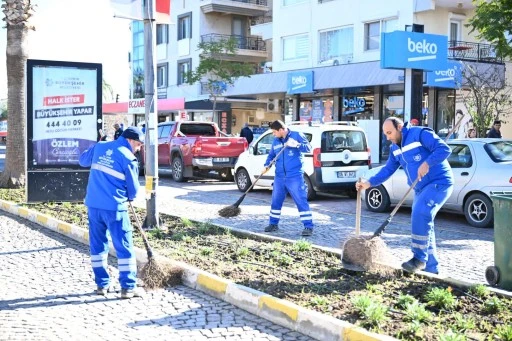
[130,0,508,161]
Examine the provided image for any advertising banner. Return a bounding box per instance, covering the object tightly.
[287,71,314,94]
[426,60,464,89]
[30,63,99,166]
[381,31,448,71]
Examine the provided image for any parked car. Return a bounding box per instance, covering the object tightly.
[139,121,248,181]
[234,121,371,200]
[363,139,512,228]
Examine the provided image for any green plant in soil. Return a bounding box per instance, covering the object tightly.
[2,188,512,341]
[439,332,467,341]
[293,239,312,252]
[424,287,457,310]
[403,302,432,323]
[469,284,490,298]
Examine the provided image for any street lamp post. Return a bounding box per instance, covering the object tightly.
[143,0,159,228]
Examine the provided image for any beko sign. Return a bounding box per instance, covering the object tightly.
[381,31,448,71]
[287,71,314,94]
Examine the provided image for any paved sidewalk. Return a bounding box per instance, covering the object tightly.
[0,211,312,341]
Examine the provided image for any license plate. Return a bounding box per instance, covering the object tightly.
[213,157,229,162]
[337,171,355,178]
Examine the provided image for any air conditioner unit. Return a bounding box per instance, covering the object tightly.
[267,99,281,112]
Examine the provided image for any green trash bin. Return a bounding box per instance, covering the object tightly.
[486,192,512,291]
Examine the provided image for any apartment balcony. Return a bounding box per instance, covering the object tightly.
[448,41,503,64]
[250,11,272,40]
[201,34,267,63]
[200,0,269,17]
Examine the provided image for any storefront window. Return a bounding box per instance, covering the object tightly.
[435,89,456,139]
[381,84,404,159]
[341,87,374,120]
[299,98,334,123]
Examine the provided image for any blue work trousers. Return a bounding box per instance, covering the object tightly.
[269,174,313,228]
[88,207,137,289]
[411,183,453,273]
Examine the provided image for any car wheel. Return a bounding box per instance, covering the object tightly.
[171,157,185,182]
[235,168,252,192]
[303,174,316,201]
[365,185,391,212]
[219,167,234,182]
[464,193,493,228]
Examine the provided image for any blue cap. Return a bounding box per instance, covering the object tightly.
[121,126,145,143]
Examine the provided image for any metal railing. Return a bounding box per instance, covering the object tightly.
[250,10,272,25]
[448,40,503,63]
[201,34,266,52]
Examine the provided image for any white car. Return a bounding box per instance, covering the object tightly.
[234,121,371,200]
[363,139,512,228]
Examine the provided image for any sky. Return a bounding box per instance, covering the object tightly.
[0,0,131,102]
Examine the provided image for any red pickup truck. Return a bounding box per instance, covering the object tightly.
[141,121,247,182]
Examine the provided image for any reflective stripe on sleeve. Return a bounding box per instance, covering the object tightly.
[91,163,126,180]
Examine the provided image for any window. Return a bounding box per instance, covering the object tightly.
[448,144,473,168]
[319,26,353,62]
[156,24,169,45]
[282,34,309,61]
[157,63,168,88]
[177,59,191,85]
[178,13,192,40]
[364,18,398,51]
[450,21,461,44]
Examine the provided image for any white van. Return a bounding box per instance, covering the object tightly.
[234,121,371,199]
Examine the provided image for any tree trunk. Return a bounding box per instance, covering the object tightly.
[0,25,29,188]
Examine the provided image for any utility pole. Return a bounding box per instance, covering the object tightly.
[143,0,159,228]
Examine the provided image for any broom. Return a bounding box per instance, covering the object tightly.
[218,146,287,218]
[129,202,182,289]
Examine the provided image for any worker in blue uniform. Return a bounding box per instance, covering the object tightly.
[356,117,454,274]
[263,120,315,237]
[79,126,144,299]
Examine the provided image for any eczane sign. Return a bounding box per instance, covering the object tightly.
[381,31,448,71]
[128,98,145,114]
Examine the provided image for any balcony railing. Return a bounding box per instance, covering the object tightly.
[226,0,268,4]
[201,34,266,52]
[250,10,272,25]
[448,40,503,63]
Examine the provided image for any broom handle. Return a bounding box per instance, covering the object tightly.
[355,177,361,236]
[242,146,287,194]
[129,201,154,259]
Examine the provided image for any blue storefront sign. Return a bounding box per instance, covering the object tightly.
[287,71,314,94]
[381,31,448,71]
[426,60,463,89]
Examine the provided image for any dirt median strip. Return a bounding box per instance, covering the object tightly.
[0,198,399,341]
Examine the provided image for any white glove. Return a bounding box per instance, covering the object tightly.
[286,138,299,148]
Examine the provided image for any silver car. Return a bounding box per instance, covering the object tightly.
[363,139,512,228]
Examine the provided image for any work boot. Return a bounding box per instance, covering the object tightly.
[402,257,426,273]
[264,224,279,232]
[301,228,313,237]
[95,286,109,296]
[121,287,144,299]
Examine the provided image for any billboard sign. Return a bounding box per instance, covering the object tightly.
[28,60,102,167]
[426,60,464,89]
[287,71,314,94]
[381,31,448,71]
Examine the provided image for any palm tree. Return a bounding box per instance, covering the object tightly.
[102,79,114,102]
[1,0,35,188]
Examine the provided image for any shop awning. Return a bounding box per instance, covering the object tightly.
[102,97,185,114]
[224,61,404,97]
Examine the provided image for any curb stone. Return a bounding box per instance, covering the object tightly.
[2,199,510,340]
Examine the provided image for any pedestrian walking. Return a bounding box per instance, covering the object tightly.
[356,117,454,274]
[113,123,124,140]
[486,120,502,138]
[240,123,254,144]
[263,120,314,237]
[79,126,145,299]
